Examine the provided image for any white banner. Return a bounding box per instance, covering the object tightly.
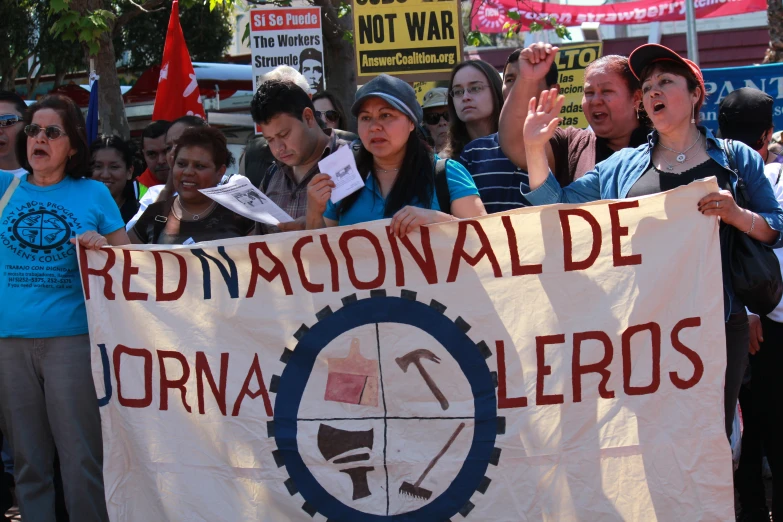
[82,179,733,521]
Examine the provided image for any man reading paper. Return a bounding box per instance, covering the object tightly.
[250,80,349,234]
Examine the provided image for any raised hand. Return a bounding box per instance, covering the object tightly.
[519,43,559,83]
[524,88,565,148]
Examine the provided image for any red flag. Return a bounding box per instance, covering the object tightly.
[152,0,205,120]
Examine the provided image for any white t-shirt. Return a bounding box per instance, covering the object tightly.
[0,168,28,178]
[762,160,783,322]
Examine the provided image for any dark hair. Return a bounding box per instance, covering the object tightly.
[0,90,27,115]
[503,50,559,89]
[639,60,705,116]
[338,134,436,218]
[251,80,314,125]
[173,126,234,168]
[312,91,348,131]
[585,55,640,95]
[90,134,139,200]
[142,120,171,147]
[444,60,504,158]
[16,95,90,179]
[169,115,207,133]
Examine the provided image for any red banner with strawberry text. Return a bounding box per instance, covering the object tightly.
[471,0,765,33]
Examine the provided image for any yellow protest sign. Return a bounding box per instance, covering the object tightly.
[353,0,462,82]
[555,42,603,129]
[412,81,448,105]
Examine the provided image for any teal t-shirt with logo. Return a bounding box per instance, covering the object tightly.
[0,172,124,338]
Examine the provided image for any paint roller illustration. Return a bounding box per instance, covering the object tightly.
[399,422,466,501]
[317,424,375,500]
[324,338,379,407]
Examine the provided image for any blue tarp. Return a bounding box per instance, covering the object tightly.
[700,62,783,134]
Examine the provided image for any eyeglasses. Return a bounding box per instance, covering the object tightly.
[24,124,65,140]
[316,110,340,124]
[0,114,22,128]
[449,84,487,99]
[423,112,449,125]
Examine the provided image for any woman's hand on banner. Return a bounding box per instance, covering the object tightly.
[697,190,743,226]
[71,230,109,250]
[390,206,454,237]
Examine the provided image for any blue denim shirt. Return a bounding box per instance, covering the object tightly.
[525,126,783,320]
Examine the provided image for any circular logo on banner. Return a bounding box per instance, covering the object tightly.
[270,291,502,521]
[476,2,508,32]
[9,208,74,253]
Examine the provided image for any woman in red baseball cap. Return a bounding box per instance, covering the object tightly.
[521,43,783,440]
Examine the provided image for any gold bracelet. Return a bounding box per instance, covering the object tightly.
[745,212,756,235]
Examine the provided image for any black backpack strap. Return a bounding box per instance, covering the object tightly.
[150,197,175,244]
[434,158,450,213]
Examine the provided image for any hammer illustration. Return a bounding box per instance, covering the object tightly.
[396,349,449,410]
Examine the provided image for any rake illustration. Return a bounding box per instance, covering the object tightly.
[399,422,466,501]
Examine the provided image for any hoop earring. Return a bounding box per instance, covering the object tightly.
[691,103,696,124]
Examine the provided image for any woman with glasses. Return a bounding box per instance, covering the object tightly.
[90,135,141,224]
[313,91,348,132]
[0,91,28,178]
[443,60,504,159]
[0,95,128,521]
[306,74,486,235]
[421,87,450,154]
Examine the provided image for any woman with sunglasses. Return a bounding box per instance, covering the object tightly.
[443,60,504,159]
[306,74,486,235]
[421,87,450,154]
[0,95,128,521]
[0,91,27,178]
[313,91,348,131]
[90,135,141,224]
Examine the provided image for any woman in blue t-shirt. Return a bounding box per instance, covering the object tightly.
[306,74,486,236]
[0,95,128,521]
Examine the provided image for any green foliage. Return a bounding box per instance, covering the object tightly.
[337,1,350,18]
[114,0,233,70]
[466,30,493,47]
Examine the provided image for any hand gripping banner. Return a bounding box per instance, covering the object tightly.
[81,179,733,521]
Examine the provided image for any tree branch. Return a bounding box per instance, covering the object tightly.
[114,0,169,32]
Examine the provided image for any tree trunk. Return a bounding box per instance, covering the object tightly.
[764,0,783,63]
[313,0,357,131]
[94,32,131,139]
[71,0,131,139]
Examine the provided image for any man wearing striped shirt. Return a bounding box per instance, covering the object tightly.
[459,50,558,213]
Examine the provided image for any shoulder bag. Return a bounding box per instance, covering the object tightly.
[725,139,783,315]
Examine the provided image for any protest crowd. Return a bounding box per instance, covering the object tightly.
[0,15,782,522]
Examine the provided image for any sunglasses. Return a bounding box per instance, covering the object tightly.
[424,112,449,125]
[24,124,66,140]
[0,114,22,128]
[316,110,340,124]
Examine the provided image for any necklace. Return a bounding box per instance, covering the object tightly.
[173,197,216,221]
[374,165,399,173]
[657,136,702,172]
[658,132,702,165]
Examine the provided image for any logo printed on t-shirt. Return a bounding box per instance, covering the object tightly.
[1,202,79,262]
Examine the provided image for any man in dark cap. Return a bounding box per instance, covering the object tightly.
[719,87,778,165]
[720,86,782,522]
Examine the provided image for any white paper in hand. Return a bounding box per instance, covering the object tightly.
[317,145,365,204]
[199,176,293,226]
